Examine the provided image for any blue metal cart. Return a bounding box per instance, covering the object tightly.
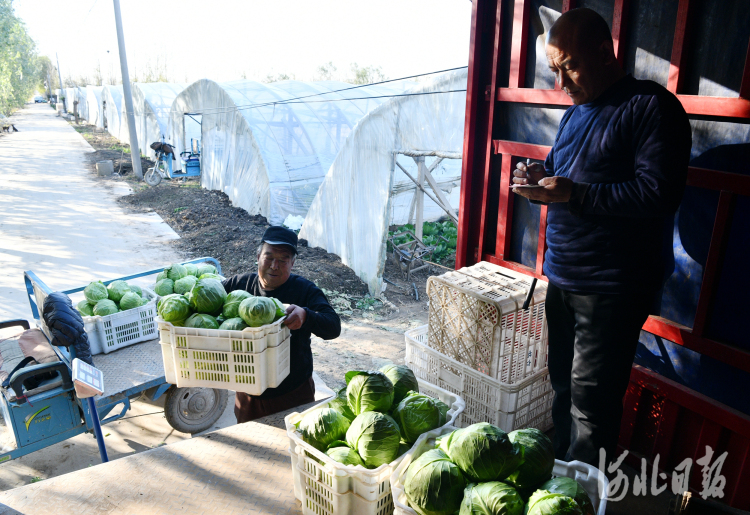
[0,258,227,463]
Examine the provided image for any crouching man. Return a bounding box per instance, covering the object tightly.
[222,226,341,422]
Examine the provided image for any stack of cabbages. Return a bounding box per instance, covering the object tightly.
[154,262,285,330]
[296,364,452,470]
[403,423,596,515]
[77,280,150,317]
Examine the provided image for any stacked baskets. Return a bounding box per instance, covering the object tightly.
[406,261,553,431]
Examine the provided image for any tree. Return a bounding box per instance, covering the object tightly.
[314,61,337,81]
[347,63,386,85]
[262,72,296,83]
[0,0,41,114]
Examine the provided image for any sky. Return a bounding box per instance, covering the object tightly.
[14,0,473,85]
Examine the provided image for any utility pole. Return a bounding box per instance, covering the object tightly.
[56,53,65,112]
[112,0,142,179]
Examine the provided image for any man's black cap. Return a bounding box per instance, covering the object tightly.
[261,226,298,254]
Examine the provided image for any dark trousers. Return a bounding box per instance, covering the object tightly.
[234,376,316,423]
[546,283,652,466]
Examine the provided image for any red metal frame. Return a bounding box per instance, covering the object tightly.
[458,0,750,373]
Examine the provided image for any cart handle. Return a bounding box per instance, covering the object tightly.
[0,319,30,332]
[9,362,73,404]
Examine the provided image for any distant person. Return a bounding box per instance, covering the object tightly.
[222,226,341,422]
[512,8,691,466]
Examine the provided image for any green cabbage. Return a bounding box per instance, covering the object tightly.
[535,478,595,515]
[379,364,419,405]
[106,280,131,303]
[459,482,525,515]
[189,278,227,315]
[196,263,217,276]
[140,297,150,306]
[238,296,276,327]
[84,280,109,305]
[77,300,94,316]
[328,386,356,421]
[154,278,174,296]
[506,428,555,492]
[271,297,286,320]
[345,370,394,415]
[299,408,351,452]
[218,317,248,330]
[434,398,450,425]
[165,263,188,281]
[119,292,143,311]
[128,284,143,297]
[185,313,219,329]
[93,299,118,316]
[325,446,364,466]
[437,423,523,482]
[222,290,252,319]
[345,412,401,469]
[526,492,583,515]
[404,448,466,515]
[184,263,199,276]
[174,275,197,295]
[393,391,444,443]
[158,294,192,322]
[198,273,223,280]
[156,271,168,282]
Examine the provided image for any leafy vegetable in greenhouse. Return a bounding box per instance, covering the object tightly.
[84,281,109,305]
[327,386,356,421]
[459,481,525,515]
[174,275,197,295]
[154,278,175,296]
[345,411,401,468]
[299,408,351,452]
[158,294,192,322]
[345,370,394,415]
[437,423,523,482]
[534,478,595,515]
[505,428,555,492]
[218,317,247,330]
[76,300,94,316]
[525,491,583,515]
[379,363,419,405]
[189,278,227,315]
[222,290,252,319]
[119,292,143,311]
[164,263,188,282]
[185,313,220,329]
[93,299,118,316]
[238,296,276,327]
[393,391,444,443]
[404,448,466,515]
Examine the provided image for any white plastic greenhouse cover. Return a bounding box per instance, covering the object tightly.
[102,85,124,140]
[74,87,88,120]
[169,79,416,225]
[63,87,77,111]
[300,69,468,295]
[85,86,103,127]
[127,83,187,160]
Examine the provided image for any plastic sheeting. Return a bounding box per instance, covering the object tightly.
[300,69,468,294]
[72,87,88,120]
[101,85,124,140]
[125,83,187,160]
[85,86,103,127]
[169,79,416,225]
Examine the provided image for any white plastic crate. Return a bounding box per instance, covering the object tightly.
[406,325,552,432]
[391,426,609,515]
[426,261,548,384]
[157,316,289,354]
[285,379,465,515]
[158,318,290,395]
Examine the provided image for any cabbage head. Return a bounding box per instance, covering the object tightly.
[379,364,419,405]
[190,278,227,315]
[106,281,131,303]
[328,386,356,421]
[404,448,466,515]
[393,391,444,443]
[196,263,217,276]
[165,263,188,281]
[174,275,197,295]
[345,412,401,468]
[506,428,555,492]
[437,423,523,482]
[434,398,450,425]
[219,318,247,331]
[140,297,150,306]
[459,482,524,515]
[128,284,143,297]
[325,446,364,467]
[93,299,118,316]
[238,296,276,327]
[185,313,219,329]
[345,370,394,415]
[526,492,583,515]
[158,294,192,322]
[271,297,286,320]
[84,280,109,305]
[156,271,168,282]
[299,408,351,452]
[535,478,595,515]
[77,300,94,316]
[184,263,198,276]
[222,290,252,319]
[119,292,143,311]
[199,273,223,280]
[154,278,174,296]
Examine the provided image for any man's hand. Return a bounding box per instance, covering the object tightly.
[513,161,547,185]
[284,304,307,330]
[511,175,574,203]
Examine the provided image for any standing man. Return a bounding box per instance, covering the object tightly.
[222,226,341,422]
[512,8,691,466]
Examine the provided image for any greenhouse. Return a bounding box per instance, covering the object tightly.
[84,85,103,127]
[300,69,467,294]
[168,78,415,225]
[127,82,187,160]
[101,85,123,140]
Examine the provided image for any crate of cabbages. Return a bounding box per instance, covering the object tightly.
[391,424,609,515]
[156,271,291,395]
[285,365,465,515]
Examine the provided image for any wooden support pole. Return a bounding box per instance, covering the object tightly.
[415,156,426,241]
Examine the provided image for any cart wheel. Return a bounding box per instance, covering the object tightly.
[144,167,162,186]
[164,387,228,434]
